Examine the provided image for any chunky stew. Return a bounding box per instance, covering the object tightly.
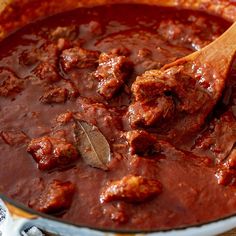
[0,3,236,231]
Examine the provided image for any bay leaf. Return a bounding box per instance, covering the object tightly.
[74,120,111,170]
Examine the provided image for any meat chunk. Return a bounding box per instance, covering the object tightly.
[21,42,60,67]
[100,175,162,203]
[0,70,24,97]
[51,26,78,40]
[20,49,40,66]
[202,112,236,186]
[58,80,79,99]
[60,47,100,72]
[102,202,128,224]
[128,70,176,127]
[94,53,132,99]
[135,48,162,71]
[56,112,73,124]
[125,130,158,156]
[40,87,68,104]
[226,149,236,169]
[194,111,236,162]
[32,43,61,83]
[132,70,172,101]
[128,97,175,127]
[33,180,75,214]
[133,68,208,112]
[56,38,72,51]
[80,21,103,37]
[215,167,236,186]
[1,130,29,146]
[34,62,59,83]
[27,136,79,171]
[215,149,236,186]
[128,67,209,128]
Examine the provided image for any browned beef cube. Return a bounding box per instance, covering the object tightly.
[125,130,157,155]
[80,21,103,37]
[129,67,209,128]
[1,130,29,146]
[27,136,79,171]
[35,180,75,214]
[128,97,175,128]
[56,38,72,51]
[0,70,24,97]
[34,62,60,83]
[20,49,40,66]
[87,21,102,35]
[215,149,236,186]
[194,111,236,161]
[32,43,61,83]
[39,43,60,63]
[109,210,127,223]
[58,80,79,99]
[56,112,73,124]
[60,47,100,72]
[94,53,132,99]
[100,175,162,203]
[40,87,68,104]
[226,149,236,169]
[102,203,128,224]
[131,70,176,101]
[215,167,236,186]
[51,26,78,40]
[22,43,61,69]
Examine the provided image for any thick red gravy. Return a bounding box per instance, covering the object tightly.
[0,4,236,231]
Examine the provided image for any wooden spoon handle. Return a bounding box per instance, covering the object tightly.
[197,22,236,77]
[214,21,236,47]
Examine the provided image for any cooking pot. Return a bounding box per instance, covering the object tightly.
[0,0,236,235]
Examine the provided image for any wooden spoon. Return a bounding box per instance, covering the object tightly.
[130,22,236,138]
[163,21,236,99]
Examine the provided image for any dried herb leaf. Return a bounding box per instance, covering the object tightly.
[74,120,111,170]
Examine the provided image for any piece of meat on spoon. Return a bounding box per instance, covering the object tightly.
[128,22,236,139]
